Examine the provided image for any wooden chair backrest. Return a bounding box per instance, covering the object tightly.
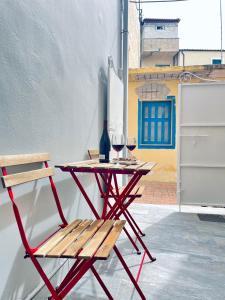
[88,149,99,160]
[0,153,53,188]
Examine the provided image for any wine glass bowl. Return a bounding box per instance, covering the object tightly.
[111,134,125,163]
[126,137,136,160]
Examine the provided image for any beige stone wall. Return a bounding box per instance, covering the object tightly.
[142,52,174,67]
[142,38,179,53]
[128,3,140,68]
[178,50,225,66]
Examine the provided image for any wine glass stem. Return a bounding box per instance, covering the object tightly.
[117,151,119,163]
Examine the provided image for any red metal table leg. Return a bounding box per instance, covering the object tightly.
[70,170,155,261]
[114,199,156,262]
[113,246,146,300]
[105,173,142,219]
[70,171,141,253]
[101,173,155,262]
[101,173,112,219]
[107,200,141,254]
[112,173,145,236]
[123,206,145,237]
[118,208,156,262]
[136,251,146,283]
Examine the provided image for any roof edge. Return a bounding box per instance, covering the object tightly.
[180,48,225,52]
[142,18,180,24]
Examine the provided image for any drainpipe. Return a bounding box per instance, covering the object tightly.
[139,0,142,67]
[181,50,185,67]
[120,0,124,73]
[123,0,128,143]
[122,0,129,184]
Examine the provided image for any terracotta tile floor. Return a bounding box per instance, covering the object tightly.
[135,181,177,204]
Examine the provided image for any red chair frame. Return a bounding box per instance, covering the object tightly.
[0,153,148,300]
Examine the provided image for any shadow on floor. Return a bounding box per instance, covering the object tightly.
[67,204,225,300]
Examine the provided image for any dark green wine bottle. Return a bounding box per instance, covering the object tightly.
[99,120,111,163]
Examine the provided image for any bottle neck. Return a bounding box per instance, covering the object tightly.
[103,120,108,129]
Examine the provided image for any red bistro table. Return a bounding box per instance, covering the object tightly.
[56,159,156,264]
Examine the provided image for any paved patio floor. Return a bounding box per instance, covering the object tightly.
[54,203,225,300]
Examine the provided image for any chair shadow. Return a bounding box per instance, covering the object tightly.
[70,207,225,300]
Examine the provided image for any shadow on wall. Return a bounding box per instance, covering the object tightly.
[77,66,107,156]
[98,67,108,126]
[0,64,107,299]
[0,173,100,300]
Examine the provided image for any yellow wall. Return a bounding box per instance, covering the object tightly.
[128,65,225,183]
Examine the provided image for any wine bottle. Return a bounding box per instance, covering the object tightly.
[99,120,111,163]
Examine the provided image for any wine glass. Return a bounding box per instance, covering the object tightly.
[112,134,125,163]
[126,137,136,160]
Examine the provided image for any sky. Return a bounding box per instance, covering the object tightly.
[141,0,225,49]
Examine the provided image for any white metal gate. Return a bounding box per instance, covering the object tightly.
[178,82,225,206]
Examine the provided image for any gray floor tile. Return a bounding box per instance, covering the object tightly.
[36,204,225,299]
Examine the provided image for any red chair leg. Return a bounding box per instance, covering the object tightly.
[120,209,156,262]
[113,246,146,300]
[29,255,61,300]
[58,258,96,299]
[91,266,113,300]
[123,226,141,254]
[56,259,84,294]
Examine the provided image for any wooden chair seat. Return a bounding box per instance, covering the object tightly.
[34,219,125,260]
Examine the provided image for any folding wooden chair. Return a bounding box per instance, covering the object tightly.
[88,149,146,239]
[0,153,147,300]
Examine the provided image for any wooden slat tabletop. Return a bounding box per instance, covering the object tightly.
[56,160,156,173]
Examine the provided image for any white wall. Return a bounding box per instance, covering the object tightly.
[0,0,121,299]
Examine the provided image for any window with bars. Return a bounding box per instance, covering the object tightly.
[138,97,176,149]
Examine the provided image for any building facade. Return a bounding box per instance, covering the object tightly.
[141,18,180,67]
[128,65,225,183]
[128,2,141,68]
[140,19,225,67]
[174,49,225,66]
